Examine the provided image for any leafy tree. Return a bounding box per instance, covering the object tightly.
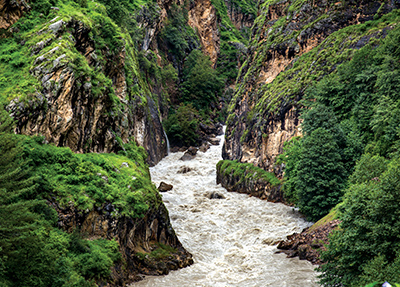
[296,128,346,221]
[163,103,199,146]
[181,50,224,110]
[277,136,302,204]
[318,157,400,286]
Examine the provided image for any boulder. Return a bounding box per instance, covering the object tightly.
[158,182,173,192]
[180,147,198,161]
[207,191,225,199]
[199,142,211,152]
[209,137,220,145]
[186,146,198,156]
[177,166,192,174]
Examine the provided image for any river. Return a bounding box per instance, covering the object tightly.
[134,129,318,287]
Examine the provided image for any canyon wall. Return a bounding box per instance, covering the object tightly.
[223,0,400,176]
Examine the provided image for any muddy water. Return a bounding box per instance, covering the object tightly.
[134,130,318,287]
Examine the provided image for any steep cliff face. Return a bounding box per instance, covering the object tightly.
[52,201,193,284]
[223,0,400,175]
[188,0,220,65]
[224,0,255,30]
[2,5,167,166]
[0,0,30,30]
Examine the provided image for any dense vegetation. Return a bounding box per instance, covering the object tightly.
[0,107,154,286]
[279,23,400,286]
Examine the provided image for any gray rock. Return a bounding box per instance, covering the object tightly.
[53,54,66,68]
[83,82,92,91]
[180,153,194,161]
[121,162,129,168]
[48,20,65,34]
[207,191,225,199]
[180,147,198,161]
[199,142,211,153]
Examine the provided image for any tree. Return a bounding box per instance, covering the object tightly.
[163,103,199,146]
[278,136,302,204]
[296,128,346,222]
[181,50,224,110]
[318,156,400,286]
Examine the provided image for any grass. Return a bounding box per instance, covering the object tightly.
[308,204,340,232]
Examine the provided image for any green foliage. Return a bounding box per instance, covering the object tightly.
[318,157,400,286]
[21,135,158,218]
[181,50,224,110]
[0,107,122,286]
[277,136,302,204]
[159,5,200,61]
[210,0,249,82]
[163,103,199,147]
[136,243,177,261]
[296,128,346,222]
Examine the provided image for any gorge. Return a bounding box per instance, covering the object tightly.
[1,0,400,286]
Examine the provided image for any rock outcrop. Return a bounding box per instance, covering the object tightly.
[225,0,255,30]
[0,0,30,31]
[51,200,193,285]
[188,0,220,66]
[277,219,341,265]
[5,13,167,166]
[216,160,283,202]
[223,0,400,176]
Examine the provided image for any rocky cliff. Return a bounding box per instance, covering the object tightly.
[223,0,400,176]
[188,0,220,66]
[52,200,193,285]
[0,0,30,31]
[3,6,167,166]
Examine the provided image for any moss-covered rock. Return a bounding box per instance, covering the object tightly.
[216,159,283,202]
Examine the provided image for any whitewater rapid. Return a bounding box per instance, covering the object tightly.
[134,129,318,287]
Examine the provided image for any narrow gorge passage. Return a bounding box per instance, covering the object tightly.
[134,129,318,286]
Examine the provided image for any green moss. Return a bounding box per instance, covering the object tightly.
[217,160,281,186]
[308,204,340,232]
[136,243,177,260]
[21,135,160,219]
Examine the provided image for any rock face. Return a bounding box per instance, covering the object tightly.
[223,0,400,176]
[188,0,220,66]
[6,16,167,166]
[277,219,341,265]
[0,0,30,30]
[180,146,198,161]
[225,0,255,30]
[51,200,193,285]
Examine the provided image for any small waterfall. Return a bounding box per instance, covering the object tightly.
[163,130,170,155]
[134,127,318,287]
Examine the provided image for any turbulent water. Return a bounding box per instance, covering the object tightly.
[134,130,318,287]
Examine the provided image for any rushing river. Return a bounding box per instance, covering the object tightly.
[134,129,318,287]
